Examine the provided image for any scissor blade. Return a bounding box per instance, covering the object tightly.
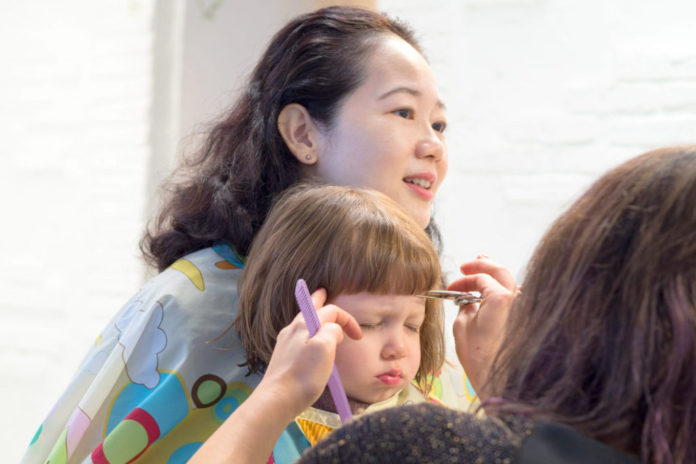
[417,290,482,305]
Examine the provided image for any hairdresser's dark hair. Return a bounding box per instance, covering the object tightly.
[233,184,444,391]
[487,146,696,463]
[141,6,427,271]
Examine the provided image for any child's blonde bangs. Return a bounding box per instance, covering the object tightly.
[319,212,441,300]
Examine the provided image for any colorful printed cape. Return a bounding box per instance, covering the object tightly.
[21,245,478,464]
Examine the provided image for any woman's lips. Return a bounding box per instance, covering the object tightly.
[405,181,434,200]
[404,172,436,200]
[377,370,402,386]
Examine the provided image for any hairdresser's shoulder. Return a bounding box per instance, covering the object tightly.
[299,402,533,463]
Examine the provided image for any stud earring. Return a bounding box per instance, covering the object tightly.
[305,154,312,161]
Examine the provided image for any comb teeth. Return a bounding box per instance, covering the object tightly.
[295,279,320,335]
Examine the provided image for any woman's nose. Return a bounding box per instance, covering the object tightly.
[415,130,445,161]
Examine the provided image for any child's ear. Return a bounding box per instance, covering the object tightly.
[277,103,320,165]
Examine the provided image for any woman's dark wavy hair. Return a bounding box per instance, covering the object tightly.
[141,6,435,271]
[486,146,696,463]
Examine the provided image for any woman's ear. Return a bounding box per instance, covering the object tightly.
[277,103,321,165]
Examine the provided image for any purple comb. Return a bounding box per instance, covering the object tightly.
[294,279,352,423]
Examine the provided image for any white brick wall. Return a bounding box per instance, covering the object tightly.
[379,0,696,366]
[379,0,696,280]
[0,1,155,460]
[2,0,695,460]
[0,1,315,460]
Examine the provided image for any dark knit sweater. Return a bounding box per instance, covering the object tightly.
[297,402,642,463]
[297,403,533,463]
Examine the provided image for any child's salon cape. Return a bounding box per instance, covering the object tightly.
[21,245,477,464]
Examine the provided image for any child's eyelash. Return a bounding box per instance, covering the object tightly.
[359,322,421,332]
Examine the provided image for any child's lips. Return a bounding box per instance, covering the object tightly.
[377,369,402,386]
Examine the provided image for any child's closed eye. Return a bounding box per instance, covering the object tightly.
[405,324,420,333]
[359,323,381,330]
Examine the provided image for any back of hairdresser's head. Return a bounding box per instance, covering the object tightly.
[235,184,444,390]
[488,145,696,463]
[142,6,423,270]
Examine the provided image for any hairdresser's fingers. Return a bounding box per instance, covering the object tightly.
[458,301,479,317]
[264,318,339,410]
[451,276,516,398]
[450,273,516,329]
[449,272,517,328]
[285,310,316,334]
[447,272,509,298]
[311,322,345,347]
[456,256,517,291]
[287,302,362,342]
[311,288,328,310]
[317,305,363,340]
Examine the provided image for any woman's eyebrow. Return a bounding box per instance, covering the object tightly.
[378,86,446,110]
[378,86,419,99]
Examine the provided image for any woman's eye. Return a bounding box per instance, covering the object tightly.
[394,108,413,119]
[360,323,378,330]
[432,121,447,133]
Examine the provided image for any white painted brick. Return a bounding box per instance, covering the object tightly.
[1,1,154,461]
[380,0,696,275]
[3,0,696,461]
[379,0,696,372]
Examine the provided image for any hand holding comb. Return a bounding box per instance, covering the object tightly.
[294,279,353,424]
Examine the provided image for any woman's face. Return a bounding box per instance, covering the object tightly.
[308,35,448,228]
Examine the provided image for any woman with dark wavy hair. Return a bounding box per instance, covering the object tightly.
[202,145,695,463]
[21,6,464,464]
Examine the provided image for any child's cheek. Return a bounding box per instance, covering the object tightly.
[407,341,422,379]
[333,336,364,372]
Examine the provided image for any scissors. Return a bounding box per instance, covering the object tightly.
[418,290,482,305]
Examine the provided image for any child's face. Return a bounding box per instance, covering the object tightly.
[331,292,425,405]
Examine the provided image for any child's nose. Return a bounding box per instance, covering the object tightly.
[381,330,407,360]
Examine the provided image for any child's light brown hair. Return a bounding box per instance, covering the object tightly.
[234,183,444,390]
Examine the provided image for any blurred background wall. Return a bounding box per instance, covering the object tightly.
[2,0,694,460]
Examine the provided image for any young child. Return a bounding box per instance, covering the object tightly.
[232,183,445,460]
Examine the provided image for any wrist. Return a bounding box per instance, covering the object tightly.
[253,378,307,421]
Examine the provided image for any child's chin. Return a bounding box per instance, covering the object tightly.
[362,388,402,405]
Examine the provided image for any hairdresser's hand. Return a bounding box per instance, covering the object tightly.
[258,288,363,418]
[447,255,518,398]
[189,289,362,464]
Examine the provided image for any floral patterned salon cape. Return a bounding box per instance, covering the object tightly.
[21,244,478,464]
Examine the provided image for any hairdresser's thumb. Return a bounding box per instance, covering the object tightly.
[311,288,328,310]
